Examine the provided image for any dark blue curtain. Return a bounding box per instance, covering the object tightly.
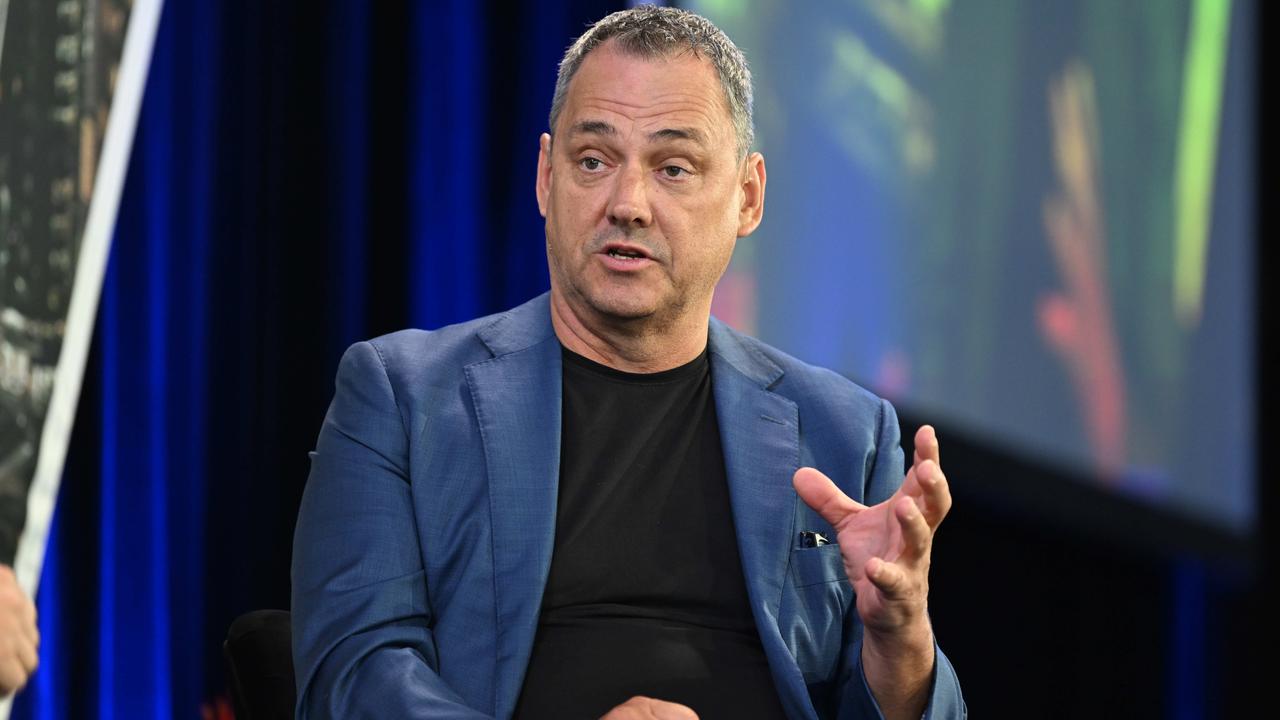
[13,1,621,716]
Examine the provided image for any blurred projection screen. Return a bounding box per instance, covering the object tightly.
[695,0,1255,537]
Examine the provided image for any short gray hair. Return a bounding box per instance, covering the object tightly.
[548,5,755,158]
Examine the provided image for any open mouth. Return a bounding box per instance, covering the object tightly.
[601,243,652,262]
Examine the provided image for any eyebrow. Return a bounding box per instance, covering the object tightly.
[566,120,707,146]
[567,120,617,137]
[647,127,706,145]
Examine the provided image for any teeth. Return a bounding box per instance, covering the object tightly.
[609,250,641,259]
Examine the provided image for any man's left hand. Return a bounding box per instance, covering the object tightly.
[792,425,951,718]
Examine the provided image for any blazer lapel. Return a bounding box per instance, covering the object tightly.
[708,320,815,719]
[464,296,562,717]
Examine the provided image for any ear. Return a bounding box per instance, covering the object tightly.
[736,151,766,237]
[536,133,553,218]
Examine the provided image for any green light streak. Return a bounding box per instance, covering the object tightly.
[911,0,950,22]
[692,0,747,22]
[831,32,912,117]
[1173,0,1231,327]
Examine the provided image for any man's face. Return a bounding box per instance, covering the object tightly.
[536,41,765,329]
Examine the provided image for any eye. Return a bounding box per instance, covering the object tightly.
[662,165,689,178]
[579,157,604,171]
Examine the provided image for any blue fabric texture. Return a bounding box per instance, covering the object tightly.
[291,293,965,719]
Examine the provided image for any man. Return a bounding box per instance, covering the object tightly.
[0,564,38,696]
[292,6,964,719]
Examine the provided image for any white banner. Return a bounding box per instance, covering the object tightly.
[0,0,163,713]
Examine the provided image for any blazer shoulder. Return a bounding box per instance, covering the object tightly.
[365,323,485,373]
[720,325,888,420]
[330,296,544,418]
[358,292,555,391]
[717,326,902,501]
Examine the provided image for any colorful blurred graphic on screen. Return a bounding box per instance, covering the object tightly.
[695,0,1254,534]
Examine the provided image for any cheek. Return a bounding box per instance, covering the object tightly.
[550,181,603,232]
[690,200,742,263]
[675,233,736,287]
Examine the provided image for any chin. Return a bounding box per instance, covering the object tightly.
[581,287,663,322]
[589,299,657,322]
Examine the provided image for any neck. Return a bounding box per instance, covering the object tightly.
[549,289,710,373]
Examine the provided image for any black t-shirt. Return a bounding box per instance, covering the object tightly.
[512,346,787,720]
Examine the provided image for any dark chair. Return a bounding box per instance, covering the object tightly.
[224,609,296,719]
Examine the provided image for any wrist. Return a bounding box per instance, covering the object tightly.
[861,618,935,720]
[863,616,934,671]
[865,607,936,653]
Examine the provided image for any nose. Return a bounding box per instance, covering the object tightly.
[606,164,652,229]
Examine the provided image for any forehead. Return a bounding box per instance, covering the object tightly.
[559,41,733,146]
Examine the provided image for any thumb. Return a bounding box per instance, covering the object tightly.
[793,467,865,528]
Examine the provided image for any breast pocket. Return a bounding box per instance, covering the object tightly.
[781,544,854,685]
[789,543,847,588]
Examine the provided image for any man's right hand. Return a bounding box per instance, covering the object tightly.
[0,564,38,696]
[600,696,698,720]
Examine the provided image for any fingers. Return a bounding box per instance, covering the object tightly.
[912,459,953,530]
[16,633,38,676]
[904,425,938,500]
[913,425,939,467]
[0,564,38,695]
[864,556,909,597]
[861,499,930,602]
[24,612,39,652]
[0,578,37,645]
[901,456,952,530]
[893,496,932,566]
[793,467,867,528]
[0,657,28,695]
[905,425,952,530]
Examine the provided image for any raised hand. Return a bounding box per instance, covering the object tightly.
[792,426,951,719]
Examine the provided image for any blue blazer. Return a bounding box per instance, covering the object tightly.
[292,293,964,719]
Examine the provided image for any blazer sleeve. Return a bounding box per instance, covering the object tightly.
[291,341,490,719]
[835,399,967,719]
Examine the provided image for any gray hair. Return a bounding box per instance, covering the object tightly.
[548,5,755,158]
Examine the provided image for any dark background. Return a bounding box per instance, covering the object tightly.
[12,1,1272,717]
